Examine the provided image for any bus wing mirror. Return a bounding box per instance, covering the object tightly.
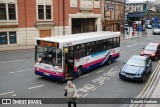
[64,48,68,53]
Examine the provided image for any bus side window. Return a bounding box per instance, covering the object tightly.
[112,38,117,48]
[95,41,99,53]
[90,42,95,54]
[86,43,91,55]
[75,45,80,59]
[107,39,112,50]
[103,40,107,51]
[69,47,74,58]
[117,37,120,47]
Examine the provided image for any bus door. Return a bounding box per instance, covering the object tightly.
[64,46,74,79]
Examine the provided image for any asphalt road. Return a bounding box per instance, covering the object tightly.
[0,29,160,107]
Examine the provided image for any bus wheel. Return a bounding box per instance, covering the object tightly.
[77,67,82,77]
[107,56,112,65]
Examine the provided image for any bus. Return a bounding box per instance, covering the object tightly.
[35,31,120,81]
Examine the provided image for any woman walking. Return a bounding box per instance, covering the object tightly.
[64,81,78,107]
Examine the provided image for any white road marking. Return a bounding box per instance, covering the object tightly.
[9,69,33,74]
[28,85,44,90]
[0,91,14,96]
[83,93,88,98]
[96,70,105,73]
[126,44,137,48]
[131,47,143,50]
[80,74,90,77]
[92,87,97,91]
[100,83,104,85]
[12,94,16,96]
[0,59,29,64]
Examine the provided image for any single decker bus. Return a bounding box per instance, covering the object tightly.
[35,31,120,81]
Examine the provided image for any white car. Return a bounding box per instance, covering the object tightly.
[153,29,160,35]
[147,25,152,29]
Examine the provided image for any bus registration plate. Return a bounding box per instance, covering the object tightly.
[44,72,50,76]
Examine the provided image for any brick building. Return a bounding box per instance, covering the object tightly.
[102,0,124,32]
[0,0,124,48]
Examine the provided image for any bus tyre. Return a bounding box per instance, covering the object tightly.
[77,67,82,77]
[107,56,112,65]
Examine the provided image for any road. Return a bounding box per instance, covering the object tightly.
[0,29,159,107]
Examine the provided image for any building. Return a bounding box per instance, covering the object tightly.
[0,0,102,48]
[155,0,160,11]
[103,0,125,33]
[125,1,156,26]
[0,0,125,49]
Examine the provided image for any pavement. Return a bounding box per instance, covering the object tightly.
[0,45,34,52]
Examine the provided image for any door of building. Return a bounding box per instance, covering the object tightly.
[40,30,51,38]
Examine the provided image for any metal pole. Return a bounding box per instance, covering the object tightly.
[124,0,126,39]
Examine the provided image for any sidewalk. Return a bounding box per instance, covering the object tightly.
[143,61,160,107]
[0,45,34,52]
[122,31,146,40]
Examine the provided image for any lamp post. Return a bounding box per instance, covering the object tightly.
[124,0,126,39]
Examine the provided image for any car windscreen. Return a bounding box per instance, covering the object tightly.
[127,58,145,67]
[145,45,157,51]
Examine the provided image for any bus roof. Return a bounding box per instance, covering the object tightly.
[36,31,121,47]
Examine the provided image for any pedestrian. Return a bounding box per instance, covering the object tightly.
[64,80,78,107]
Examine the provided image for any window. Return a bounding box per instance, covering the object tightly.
[38,5,44,19]
[46,5,51,19]
[0,32,7,45]
[0,3,6,20]
[107,39,112,50]
[9,32,17,44]
[68,47,74,58]
[38,5,52,20]
[0,3,17,20]
[0,31,17,45]
[8,4,16,20]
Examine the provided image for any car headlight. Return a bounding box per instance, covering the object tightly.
[151,53,155,56]
[120,71,126,75]
[135,73,141,77]
[140,52,144,55]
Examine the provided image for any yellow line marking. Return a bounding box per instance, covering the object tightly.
[130,61,160,107]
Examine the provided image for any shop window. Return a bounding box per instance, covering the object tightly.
[9,32,17,44]
[0,32,7,45]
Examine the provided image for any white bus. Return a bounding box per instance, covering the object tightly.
[35,31,120,81]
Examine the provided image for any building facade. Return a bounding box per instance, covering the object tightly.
[103,0,125,33]
[0,0,102,48]
[0,0,124,48]
[155,0,160,11]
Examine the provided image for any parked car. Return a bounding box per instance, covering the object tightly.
[153,29,160,35]
[119,55,152,82]
[147,25,152,29]
[140,43,160,61]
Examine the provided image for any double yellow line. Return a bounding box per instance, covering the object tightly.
[130,61,160,107]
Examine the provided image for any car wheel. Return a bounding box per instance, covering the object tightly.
[107,56,112,65]
[142,75,147,82]
[77,67,82,77]
[155,56,158,61]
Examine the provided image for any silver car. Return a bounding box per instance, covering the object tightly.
[153,29,160,35]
